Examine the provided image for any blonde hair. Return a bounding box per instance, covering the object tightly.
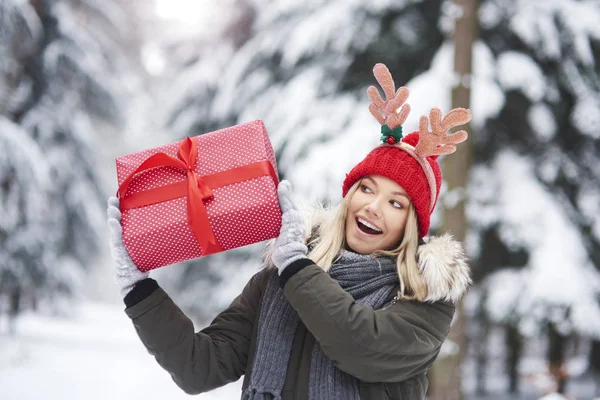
[307,180,428,301]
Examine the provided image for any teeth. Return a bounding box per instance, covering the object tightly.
[358,218,382,232]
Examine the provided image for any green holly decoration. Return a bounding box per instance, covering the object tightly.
[380,124,403,144]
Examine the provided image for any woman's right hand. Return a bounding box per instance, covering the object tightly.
[272,180,308,274]
[107,197,149,298]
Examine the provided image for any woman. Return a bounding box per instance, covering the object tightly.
[107,64,472,399]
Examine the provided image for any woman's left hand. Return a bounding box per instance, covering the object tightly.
[272,180,308,274]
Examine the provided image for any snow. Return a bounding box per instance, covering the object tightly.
[0,302,243,400]
[528,104,557,142]
[0,117,50,195]
[577,186,600,229]
[0,0,43,50]
[477,0,506,30]
[482,269,523,323]
[405,41,505,131]
[511,2,562,61]
[442,186,466,210]
[0,117,55,286]
[282,2,357,66]
[467,150,600,337]
[538,394,568,400]
[510,0,600,65]
[571,96,600,139]
[496,51,546,102]
[155,0,223,25]
[557,0,600,66]
[286,94,381,203]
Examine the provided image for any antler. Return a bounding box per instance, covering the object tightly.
[367,63,411,129]
[415,107,472,157]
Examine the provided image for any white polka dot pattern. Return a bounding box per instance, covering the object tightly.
[115,120,281,272]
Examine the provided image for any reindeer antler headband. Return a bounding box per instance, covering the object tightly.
[368,63,472,212]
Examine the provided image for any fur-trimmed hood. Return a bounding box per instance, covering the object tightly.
[263,231,471,304]
[418,233,471,304]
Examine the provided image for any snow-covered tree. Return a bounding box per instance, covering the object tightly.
[403,0,600,395]
[1,0,55,321]
[0,0,142,318]
[153,0,254,140]
[468,0,600,342]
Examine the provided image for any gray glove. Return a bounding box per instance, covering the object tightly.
[107,197,149,298]
[272,180,308,274]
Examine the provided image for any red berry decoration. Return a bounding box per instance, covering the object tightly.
[386,136,397,145]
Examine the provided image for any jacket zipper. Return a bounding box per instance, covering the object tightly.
[381,295,399,310]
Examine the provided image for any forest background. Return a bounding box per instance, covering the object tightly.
[1,0,600,399]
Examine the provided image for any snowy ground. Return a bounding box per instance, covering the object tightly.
[0,302,242,400]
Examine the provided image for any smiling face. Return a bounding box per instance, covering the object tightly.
[345,175,412,255]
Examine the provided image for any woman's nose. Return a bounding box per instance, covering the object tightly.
[365,199,382,218]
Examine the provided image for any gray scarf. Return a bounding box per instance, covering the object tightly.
[242,251,398,400]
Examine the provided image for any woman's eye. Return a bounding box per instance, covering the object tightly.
[390,200,403,209]
[361,184,373,193]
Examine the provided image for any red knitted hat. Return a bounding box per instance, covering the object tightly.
[342,64,472,238]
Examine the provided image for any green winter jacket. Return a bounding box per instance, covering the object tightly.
[125,234,470,399]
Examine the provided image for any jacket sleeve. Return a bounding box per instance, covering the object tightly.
[281,261,455,383]
[124,268,269,394]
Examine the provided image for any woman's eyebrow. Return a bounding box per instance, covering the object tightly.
[366,177,409,199]
[364,176,378,187]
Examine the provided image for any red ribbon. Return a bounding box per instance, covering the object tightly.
[117,137,279,255]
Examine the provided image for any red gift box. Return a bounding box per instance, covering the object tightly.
[115,120,282,272]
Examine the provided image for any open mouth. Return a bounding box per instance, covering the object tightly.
[356,217,383,235]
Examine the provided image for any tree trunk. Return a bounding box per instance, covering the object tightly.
[547,323,568,394]
[591,339,600,396]
[427,1,478,400]
[8,288,21,335]
[474,313,488,396]
[506,325,522,393]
